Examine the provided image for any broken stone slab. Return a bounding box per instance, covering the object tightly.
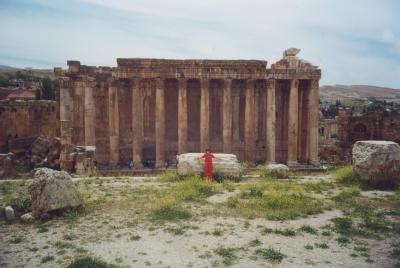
[5,206,15,221]
[20,212,34,223]
[352,141,400,188]
[265,163,289,178]
[28,168,83,219]
[177,153,240,178]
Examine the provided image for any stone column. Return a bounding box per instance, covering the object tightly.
[266,78,276,163]
[155,78,165,169]
[223,79,233,153]
[244,79,255,164]
[308,79,320,166]
[200,78,210,151]
[108,79,119,168]
[287,79,299,166]
[132,78,143,168]
[178,78,188,154]
[84,78,95,146]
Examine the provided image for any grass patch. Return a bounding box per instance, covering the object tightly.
[158,171,181,182]
[226,181,328,220]
[66,255,120,268]
[151,201,192,221]
[314,242,329,249]
[330,217,353,235]
[336,236,351,245]
[255,248,285,263]
[334,166,368,189]
[304,244,314,250]
[333,187,360,202]
[214,247,238,266]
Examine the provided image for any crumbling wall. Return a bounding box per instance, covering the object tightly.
[0,100,56,153]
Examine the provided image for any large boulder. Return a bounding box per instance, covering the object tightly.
[352,141,400,188]
[265,163,289,178]
[177,153,240,178]
[28,168,83,218]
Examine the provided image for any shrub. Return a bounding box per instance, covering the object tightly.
[333,187,361,202]
[334,166,367,188]
[331,217,353,235]
[67,255,120,268]
[255,248,285,263]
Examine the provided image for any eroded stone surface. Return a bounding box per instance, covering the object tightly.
[352,141,400,187]
[28,168,83,218]
[5,206,15,221]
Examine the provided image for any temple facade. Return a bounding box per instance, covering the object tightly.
[54,48,321,170]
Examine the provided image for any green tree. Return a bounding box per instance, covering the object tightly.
[40,77,54,100]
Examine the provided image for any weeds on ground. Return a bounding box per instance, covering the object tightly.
[158,171,182,182]
[334,166,369,189]
[214,247,239,266]
[299,225,318,235]
[66,255,120,268]
[226,181,327,220]
[255,248,285,263]
[261,227,296,236]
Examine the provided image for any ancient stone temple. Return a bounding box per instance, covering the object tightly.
[54,48,321,170]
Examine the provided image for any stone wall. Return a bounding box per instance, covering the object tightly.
[0,100,56,153]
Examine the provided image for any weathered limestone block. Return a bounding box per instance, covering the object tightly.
[28,168,83,218]
[5,206,15,221]
[352,141,400,187]
[177,153,240,178]
[20,212,34,223]
[265,163,289,178]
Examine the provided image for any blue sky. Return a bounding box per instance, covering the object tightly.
[0,0,399,88]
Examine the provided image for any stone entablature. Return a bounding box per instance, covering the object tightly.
[55,48,321,170]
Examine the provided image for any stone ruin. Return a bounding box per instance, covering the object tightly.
[54,48,321,171]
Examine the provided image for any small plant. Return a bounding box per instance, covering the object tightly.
[330,217,353,235]
[321,230,331,236]
[314,243,329,249]
[158,171,181,182]
[130,235,141,241]
[304,244,314,250]
[212,229,223,236]
[299,225,318,235]
[334,166,367,188]
[255,248,285,263]
[214,247,238,266]
[336,236,351,245]
[41,255,55,263]
[37,223,50,233]
[249,239,261,247]
[54,241,74,249]
[66,255,119,268]
[10,236,23,244]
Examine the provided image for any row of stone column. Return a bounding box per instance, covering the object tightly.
[105,77,319,168]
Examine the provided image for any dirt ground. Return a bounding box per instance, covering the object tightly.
[0,173,399,268]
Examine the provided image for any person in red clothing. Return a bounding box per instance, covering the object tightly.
[200,149,215,182]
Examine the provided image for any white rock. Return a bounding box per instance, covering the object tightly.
[5,206,15,221]
[20,212,34,223]
[177,153,240,178]
[265,163,290,178]
[28,168,83,218]
[352,141,400,187]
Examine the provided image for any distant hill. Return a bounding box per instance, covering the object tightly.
[320,85,400,105]
[0,64,18,71]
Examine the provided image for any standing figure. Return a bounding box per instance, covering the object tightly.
[201,149,215,182]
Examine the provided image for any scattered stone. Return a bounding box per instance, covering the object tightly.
[265,163,289,178]
[352,141,400,188]
[74,146,96,176]
[20,212,34,223]
[177,153,240,178]
[5,206,15,221]
[28,168,83,218]
[29,136,61,169]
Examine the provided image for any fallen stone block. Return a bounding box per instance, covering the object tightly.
[28,168,83,218]
[265,163,289,178]
[177,153,240,178]
[352,141,400,188]
[5,206,15,221]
